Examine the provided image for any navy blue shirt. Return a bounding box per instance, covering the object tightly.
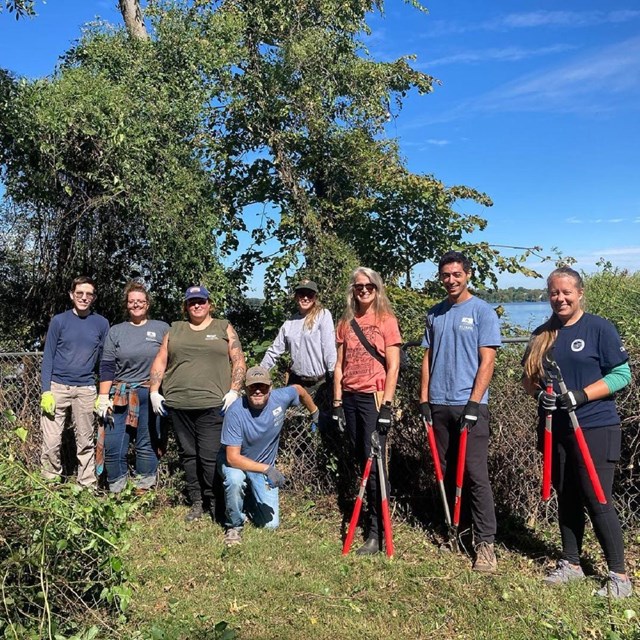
[537,313,628,428]
[41,309,110,391]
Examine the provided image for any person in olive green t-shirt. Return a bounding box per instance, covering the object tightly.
[150,285,247,522]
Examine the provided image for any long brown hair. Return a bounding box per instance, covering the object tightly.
[522,267,584,383]
[339,267,396,326]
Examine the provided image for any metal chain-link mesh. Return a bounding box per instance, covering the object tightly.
[2,348,639,531]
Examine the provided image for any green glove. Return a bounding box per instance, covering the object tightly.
[41,391,56,416]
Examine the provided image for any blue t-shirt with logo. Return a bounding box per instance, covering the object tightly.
[422,296,501,405]
[221,387,300,465]
[539,313,628,428]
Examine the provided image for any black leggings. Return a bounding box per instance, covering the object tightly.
[343,391,388,538]
[551,422,625,573]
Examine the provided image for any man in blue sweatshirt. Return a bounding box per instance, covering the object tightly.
[40,276,109,487]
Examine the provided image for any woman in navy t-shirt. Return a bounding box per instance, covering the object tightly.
[522,266,632,598]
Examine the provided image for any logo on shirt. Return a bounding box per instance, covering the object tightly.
[272,407,283,417]
[205,334,219,341]
[571,339,585,352]
[460,317,474,331]
[146,331,157,340]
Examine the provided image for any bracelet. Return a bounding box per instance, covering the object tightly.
[333,400,342,406]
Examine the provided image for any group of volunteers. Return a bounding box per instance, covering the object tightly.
[39,250,632,598]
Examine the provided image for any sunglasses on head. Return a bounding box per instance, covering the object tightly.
[353,283,376,293]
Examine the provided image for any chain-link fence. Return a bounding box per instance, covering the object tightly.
[2,347,639,533]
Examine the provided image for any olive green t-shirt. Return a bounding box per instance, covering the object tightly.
[163,319,231,409]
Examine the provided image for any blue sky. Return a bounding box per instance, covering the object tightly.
[1,1,639,290]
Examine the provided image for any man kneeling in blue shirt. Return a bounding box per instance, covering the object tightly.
[218,366,319,545]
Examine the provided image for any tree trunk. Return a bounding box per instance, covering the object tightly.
[118,0,149,40]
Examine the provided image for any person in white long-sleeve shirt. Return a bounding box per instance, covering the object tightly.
[261,280,336,428]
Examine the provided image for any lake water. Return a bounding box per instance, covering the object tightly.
[498,301,551,331]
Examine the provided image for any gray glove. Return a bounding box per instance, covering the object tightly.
[264,465,286,489]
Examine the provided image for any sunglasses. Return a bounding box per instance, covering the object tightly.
[186,298,209,307]
[296,290,316,300]
[353,283,377,293]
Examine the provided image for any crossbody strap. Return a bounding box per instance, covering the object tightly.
[350,319,386,368]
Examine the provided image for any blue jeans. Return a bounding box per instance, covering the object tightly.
[218,451,280,529]
[104,387,159,493]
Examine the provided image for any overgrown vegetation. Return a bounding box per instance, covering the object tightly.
[0,411,134,639]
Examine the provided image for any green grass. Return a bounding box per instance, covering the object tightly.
[121,494,640,640]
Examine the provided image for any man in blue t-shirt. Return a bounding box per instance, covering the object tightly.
[218,366,319,545]
[419,251,501,572]
[40,276,109,488]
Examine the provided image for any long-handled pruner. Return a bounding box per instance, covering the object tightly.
[452,418,468,544]
[541,379,553,502]
[545,355,607,504]
[422,416,456,550]
[342,430,394,558]
[95,412,114,476]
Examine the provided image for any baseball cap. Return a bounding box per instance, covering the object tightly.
[294,279,318,294]
[184,285,210,301]
[245,366,272,387]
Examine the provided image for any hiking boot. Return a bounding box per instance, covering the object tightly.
[543,560,585,585]
[224,528,242,546]
[184,501,204,522]
[596,572,633,599]
[356,536,382,556]
[472,541,497,573]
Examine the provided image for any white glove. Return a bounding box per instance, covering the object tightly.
[222,389,239,413]
[150,391,168,416]
[94,394,113,419]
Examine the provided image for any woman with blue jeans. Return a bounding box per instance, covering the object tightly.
[96,282,169,493]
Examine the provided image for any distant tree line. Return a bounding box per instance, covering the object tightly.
[478,287,547,303]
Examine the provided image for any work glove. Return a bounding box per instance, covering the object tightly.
[419,401,432,424]
[332,406,346,433]
[40,391,56,416]
[310,407,320,432]
[376,403,392,435]
[150,391,168,416]
[221,389,239,413]
[558,389,588,413]
[460,400,480,431]
[264,465,286,489]
[535,389,557,413]
[94,394,113,419]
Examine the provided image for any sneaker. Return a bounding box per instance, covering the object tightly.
[184,501,204,522]
[356,536,382,556]
[543,560,585,585]
[596,572,633,599]
[472,541,497,573]
[224,528,242,546]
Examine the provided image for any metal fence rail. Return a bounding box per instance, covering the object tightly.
[2,348,639,534]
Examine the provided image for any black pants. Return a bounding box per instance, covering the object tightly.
[550,421,625,573]
[431,404,496,544]
[288,372,333,431]
[170,407,223,507]
[343,391,388,539]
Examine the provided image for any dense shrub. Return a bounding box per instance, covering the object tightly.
[0,412,133,639]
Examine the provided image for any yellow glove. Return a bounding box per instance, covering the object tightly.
[40,391,56,416]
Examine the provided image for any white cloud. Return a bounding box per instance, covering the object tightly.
[566,217,582,224]
[427,10,640,36]
[426,139,450,146]
[425,44,576,67]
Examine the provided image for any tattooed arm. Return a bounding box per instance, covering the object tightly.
[149,334,169,393]
[227,323,247,392]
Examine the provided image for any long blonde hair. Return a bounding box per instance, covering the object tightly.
[339,267,396,326]
[522,267,584,383]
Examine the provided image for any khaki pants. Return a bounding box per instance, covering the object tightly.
[41,382,97,487]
